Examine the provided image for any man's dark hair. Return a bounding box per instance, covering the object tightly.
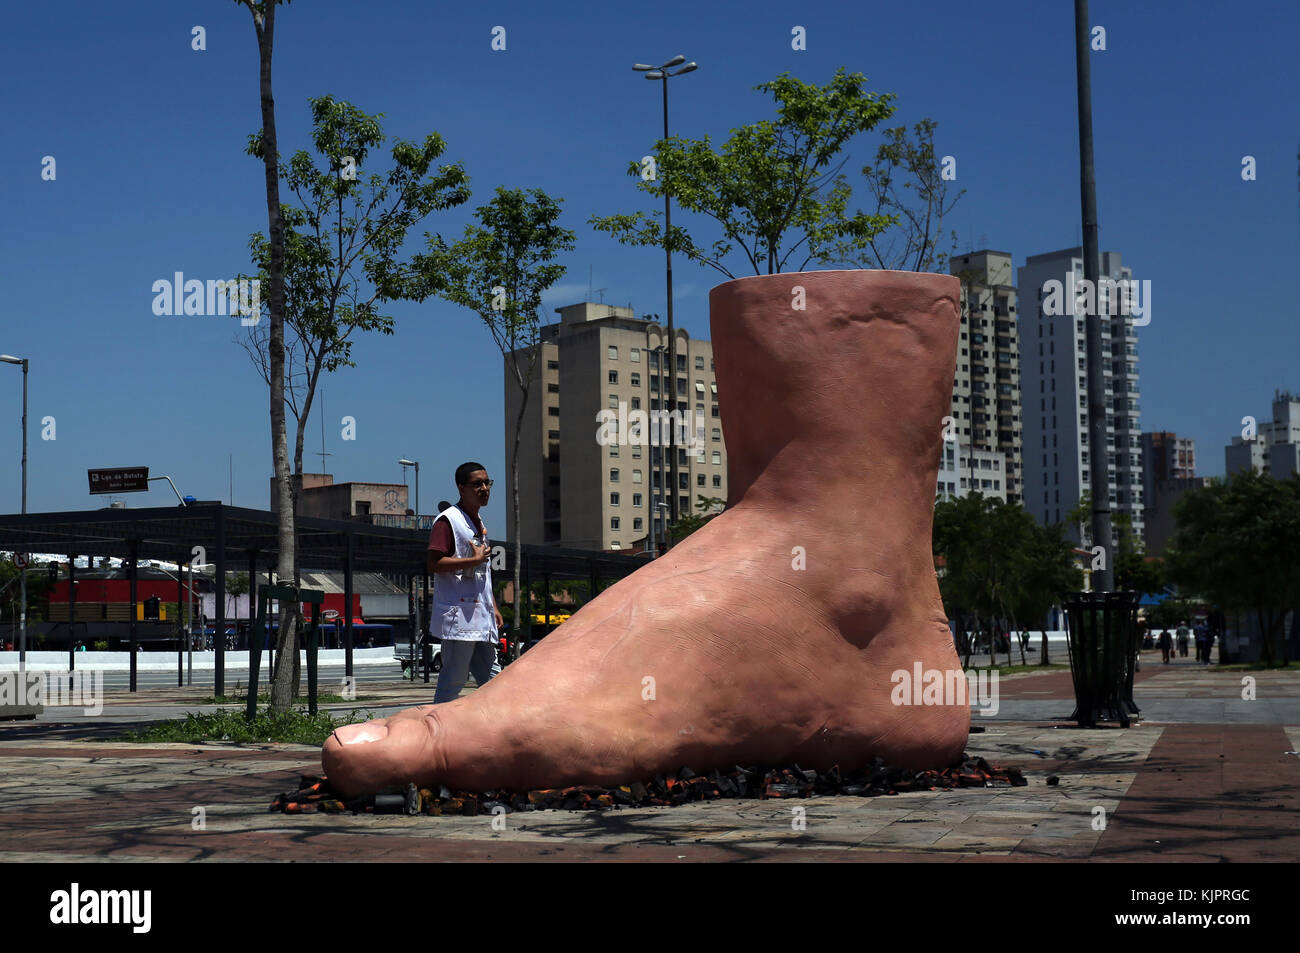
[455,461,488,487]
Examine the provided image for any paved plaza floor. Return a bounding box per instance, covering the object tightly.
[1,661,1297,862]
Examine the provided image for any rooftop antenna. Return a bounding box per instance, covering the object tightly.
[588,265,593,302]
[317,390,333,472]
[596,287,607,303]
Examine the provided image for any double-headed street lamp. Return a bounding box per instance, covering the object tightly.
[398,458,420,526]
[0,354,28,666]
[633,54,697,537]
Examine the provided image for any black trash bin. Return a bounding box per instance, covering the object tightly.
[1062,590,1140,728]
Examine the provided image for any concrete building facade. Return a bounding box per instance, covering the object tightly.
[506,302,727,551]
[1017,247,1145,548]
[946,251,1023,505]
[1225,390,1300,479]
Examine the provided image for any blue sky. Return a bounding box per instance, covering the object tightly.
[1,0,1296,533]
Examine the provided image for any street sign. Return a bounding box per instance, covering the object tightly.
[88,467,149,494]
[13,553,27,569]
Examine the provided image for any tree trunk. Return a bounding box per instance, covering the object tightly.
[1040,630,1050,666]
[511,398,525,660]
[248,2,299,714]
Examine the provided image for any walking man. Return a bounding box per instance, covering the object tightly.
[427,462,503,703]
[1175,620,1191,658]
[1158,628,1173,664]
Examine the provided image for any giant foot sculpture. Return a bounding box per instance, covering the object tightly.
[323,270,969,798]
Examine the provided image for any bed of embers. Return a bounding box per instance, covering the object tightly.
[271,755,1028,816]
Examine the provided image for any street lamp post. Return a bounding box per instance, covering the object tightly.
[399,458,420,528]
[1,355,27,666]
[633,54,697,543]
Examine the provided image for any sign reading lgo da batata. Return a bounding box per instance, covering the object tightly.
[88,467,150,494]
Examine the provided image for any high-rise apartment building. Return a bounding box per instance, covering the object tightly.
[1140,432,1202,556]
[505,302,726,551]
[1017,247,1145,548]
[945,250,1022,505]
[1225,390,1300,479]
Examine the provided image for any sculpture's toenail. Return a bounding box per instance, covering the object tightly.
[335,723,388,745]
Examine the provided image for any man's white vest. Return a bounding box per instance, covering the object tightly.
[431,505,496,642]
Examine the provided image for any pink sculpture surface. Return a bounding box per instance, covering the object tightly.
[322,270,970,798]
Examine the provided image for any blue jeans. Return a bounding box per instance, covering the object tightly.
[433,639,500,703]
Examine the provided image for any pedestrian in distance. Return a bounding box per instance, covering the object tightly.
[1158,628,1173,664]
[1176,620,1190,658]
[426,463,503,703]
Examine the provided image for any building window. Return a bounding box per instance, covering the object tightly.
[634,518,643,531]
[548,406,560,417]
[633,493,643,506]
[608,394,618,409]
[632,469,643,484]
[712,406,720,418]
[610,468,620,482]
[680,495,690,511]
[547,360,559,370]
[679,473,689,490]
[547,383,559,393]
[548,430,560,440]
[609,370,618,384]
[631,396,641,410]
[677,354,687,372]
[609,443,619,457]
[697,473,706,486]
[632,445,642,459]
[611,517,620,529]
[631,348,640,363]
[648,351,659,370]
[711,451,721,465]
[695,381,705,396]
[712,474,722,488]
[610,492,620,506]
[677,378,687,396]
[650,378,660,394]
[630,373,640,387]
[608,346,618,360]
[695,355,705,369]
[712,428,721,441]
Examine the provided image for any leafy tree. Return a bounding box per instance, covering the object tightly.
[232,0,295,711]
[668,495,726,545]
[590,68,898,278]
[237,95,470,703]
[834,118,964,272]
[1166,472,1300,666]
[1011,522,1084,665]
[409,187,576,659]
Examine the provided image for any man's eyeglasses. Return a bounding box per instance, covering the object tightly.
[465,479,494,489]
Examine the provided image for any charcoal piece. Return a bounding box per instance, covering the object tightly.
[765,782,802,798]
[630,781,649,802]
[1046,775,1060,786]
[678,767,696,781]
[373,794,405,814]
[405,783,422,815]
[439,785,453,800]
[841,784,866,796]
[612,786,635,804]
[482,800,506,815]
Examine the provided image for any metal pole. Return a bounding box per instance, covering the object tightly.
[128,541,138,692]
[177,551,184,688]
[661,77,680,539]
[186,560,193,686]
[18,359,27,667]
[67,555,76,691]
[414,462,420,526]
[214,506,226,696]
[343,532,354,682]
[1074,0,1113,590]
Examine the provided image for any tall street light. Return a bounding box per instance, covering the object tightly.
[1,355,27,665]
[633,53,697,542]
[398,458,420,526]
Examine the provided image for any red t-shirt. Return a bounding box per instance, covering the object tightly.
[427,506,485,560]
